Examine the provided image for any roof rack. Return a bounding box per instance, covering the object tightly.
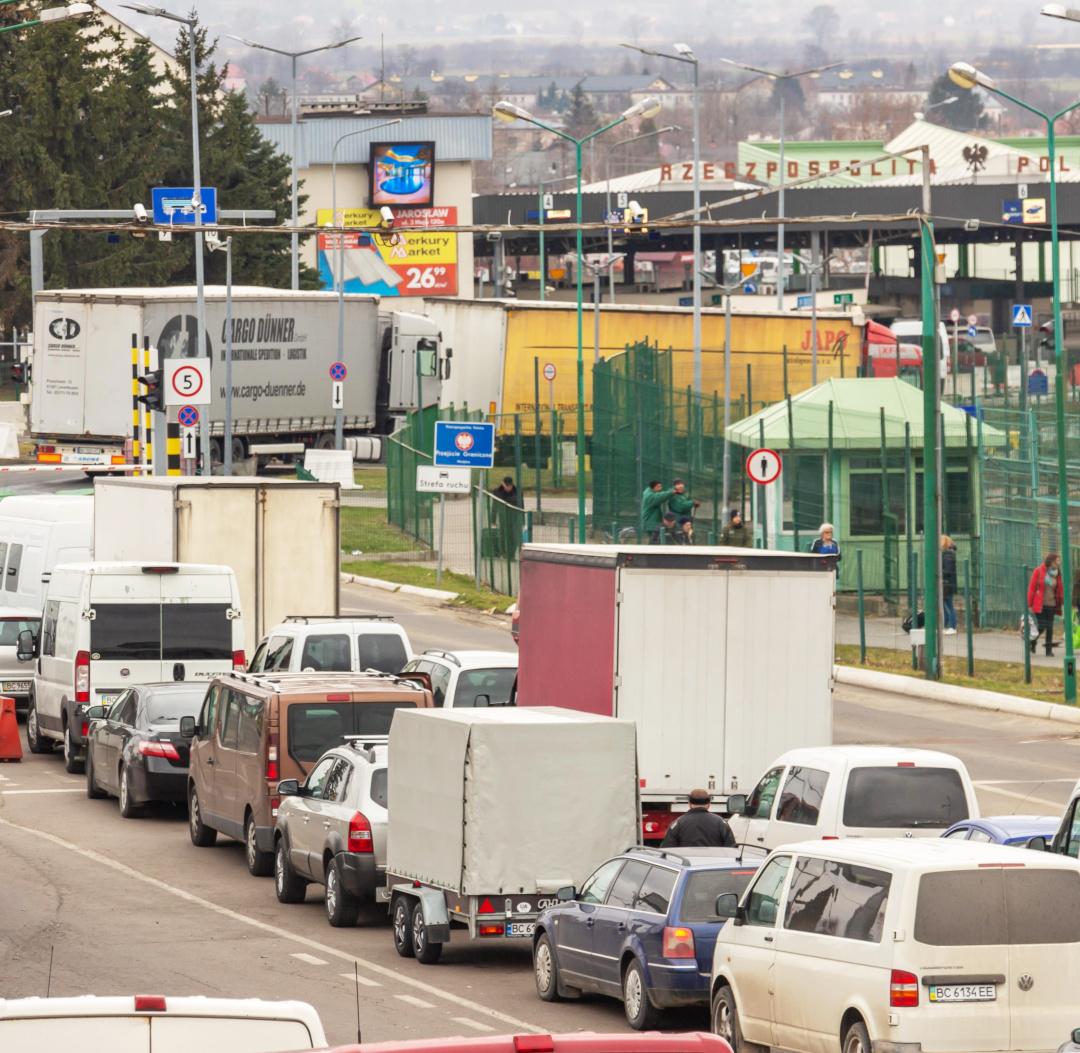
[285,614,395,623]
[422,649,461,666]
[624,845,694,867]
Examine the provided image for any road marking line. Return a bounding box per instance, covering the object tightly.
[341,972,382,987]
[292,953,328,966]
[453,1017,496,1032]
[395,995,435,1009]
[0,816,544,1034]
[0,789,84,795]
[972,785,1064,810]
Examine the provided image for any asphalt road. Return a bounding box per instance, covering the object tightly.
[2,584,1078,1045]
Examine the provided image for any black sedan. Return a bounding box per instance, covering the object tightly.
[85,682,208,817]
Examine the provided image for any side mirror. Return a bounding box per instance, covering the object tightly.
[1072,1028,1080,1046]
[1026,835,1048,852]
[726,793,747,817]
[16,629,36,661]
[556,886,576,902]
[85,705,106,720]
[277,779,300,797]
[179,715,196,738]
[474,693,490,708]
[715,893,740,919]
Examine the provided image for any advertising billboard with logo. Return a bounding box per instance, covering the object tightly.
[370,142,435,206]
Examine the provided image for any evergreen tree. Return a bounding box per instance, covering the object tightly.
[564,83,600,140]
[927,71,986,132]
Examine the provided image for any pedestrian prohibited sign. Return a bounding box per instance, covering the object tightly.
[329,361,347,381]
[746,448,782,485]
[177,405,199,427]
[165,360,210,406]
[543,362,556,381]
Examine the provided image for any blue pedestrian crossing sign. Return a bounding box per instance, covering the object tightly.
[1013,304,1033,327]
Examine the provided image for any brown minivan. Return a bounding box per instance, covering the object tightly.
[181,671,433,876]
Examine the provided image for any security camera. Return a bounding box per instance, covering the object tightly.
[133,203,148,224]
[486,231,503,243]
[380,206,395,227]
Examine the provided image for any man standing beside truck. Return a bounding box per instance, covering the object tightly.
[661,790,737,848]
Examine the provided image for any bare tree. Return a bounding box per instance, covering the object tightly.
[803,4,839,50]
[396,44,418,78]
[330,17,359,70]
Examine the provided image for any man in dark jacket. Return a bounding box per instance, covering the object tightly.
[662,789,737,848]
[649,511,681,545]
[494,476,522,508]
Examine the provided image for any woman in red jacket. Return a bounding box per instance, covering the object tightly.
[1028,553,1064,656]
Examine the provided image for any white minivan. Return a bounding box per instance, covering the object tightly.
[726,746,979,850]
[890,318,951,377]
[710,838,1080,1053]
[24,562,245,773]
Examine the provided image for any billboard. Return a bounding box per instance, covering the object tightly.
[370,142,435,206]
[315,206,457,297]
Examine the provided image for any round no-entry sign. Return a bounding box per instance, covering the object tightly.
[177,405,199,427]
[330,361,347,381]
[746,447,782,485]
[950,308,961,323]
[543,362,557,381]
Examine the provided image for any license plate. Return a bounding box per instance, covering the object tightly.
[506,922,535,938]
[98,694,119,705]
[929,984,997,1003]
[76,447,102,455]
[2,682,29,691]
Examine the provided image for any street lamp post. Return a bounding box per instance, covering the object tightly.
[494,96,663,543]
[913,96,958,121]
[231,33,362,290]
[721,58,843,310]
[604,124,678,303]
[950,52,1080,703]
[0,0,92,34]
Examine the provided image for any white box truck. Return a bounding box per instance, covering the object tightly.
[28,287,448,467]
[514,544,836,842]
[91,477,339,656]
[387,706,639,964]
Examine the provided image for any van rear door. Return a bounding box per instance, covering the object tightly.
[88,574,163,706]
[160,571,238,683]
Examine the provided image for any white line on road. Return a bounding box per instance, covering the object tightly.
[0,788,84,795]
[292,953,328,966]
[972,785,1064,810]
[453,1018,496,1032]
[341,972,382,988]
[395,995,435,1009]
[0,817,544,1034]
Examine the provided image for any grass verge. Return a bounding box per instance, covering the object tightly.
[340,506,425,554]
[341,559,515,613]
[835,644,1066,703]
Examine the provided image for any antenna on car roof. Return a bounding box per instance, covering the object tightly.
[353,961,362,1043]
[46,944,54,998]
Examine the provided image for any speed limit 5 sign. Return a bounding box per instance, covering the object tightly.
[165,359,211,406]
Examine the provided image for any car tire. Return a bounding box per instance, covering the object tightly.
[712,985,764,1053]
[325,855,361,927]
[274,838,307,904]
[622,958,661,1031]
[411,901,442,964]
[26,695,51,754]
[188,784,217,847]
[843,1020,872,1053]
[85,748,106,799]
[533,933,563,1002]
[63,722,84,774]
[245,814,273,877]
[118,766,141,818]
[392,897,415,958]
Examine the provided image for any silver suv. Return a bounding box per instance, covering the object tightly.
[272,739,388,926]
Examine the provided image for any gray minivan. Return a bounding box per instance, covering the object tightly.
[0,608,41,713]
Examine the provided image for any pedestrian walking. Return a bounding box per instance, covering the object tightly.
[941,536,958,635]
[810,523,841,562]
[493,475,522,508]
[490,476,523,558]
[668,479,700,519]
[661,789,737,848]
[649,511,680,546]
[1027,553,1064,656]
[720,509,753,547]
[678,515,695,545]
[641,480,675,538]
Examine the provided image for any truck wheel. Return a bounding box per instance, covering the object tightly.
[188,784,217,847]
[274,838,307,904]
[325,856,361,927]
[411,902,442,964]
[85,748,106,799]
[533,933,563,1002]
[245,814,274,876]
[26,696,51,754]
[231,437,247,463]
[315,432,335,450]
[392,897,415,958]
[712,985,763,1053]
[623,959,661,1031]
[64,722,84,774]
[208,438,223,465]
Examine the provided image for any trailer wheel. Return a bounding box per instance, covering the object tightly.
[314,432,335,450]
[231,436,247,463]
[411,902,442,964]
[392,896,415,958]
[208,438,223,465]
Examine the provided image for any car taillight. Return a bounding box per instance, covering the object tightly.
[890,969,919,1007]
[349,811,373,852]
[75,650,90,703]
[233,650,245,671]
[327,693,350,702]
[479,923,505,936]
[514,1037,553,1053]
[138,740,181,760]
[662,925,696,959]
[271,797,279,818]
[267,732,278,781]
[81,722,89,738]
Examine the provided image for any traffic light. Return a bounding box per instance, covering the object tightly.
[137,369,164,411]
[11,360,28,385]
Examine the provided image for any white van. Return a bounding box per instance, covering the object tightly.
[0,994,327,1053]
[249,615,413,675]
[890,318,951,377]
[726,746,978,850]
[710,838,1080,1053]
[0,494,92,611]
[25,562,245,773]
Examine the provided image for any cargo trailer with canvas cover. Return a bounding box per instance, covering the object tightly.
[514,544,835,842]
[386,706,639,964]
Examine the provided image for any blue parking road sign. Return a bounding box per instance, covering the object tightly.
[433,421,496,468]
[1013,304,1033,327]
[152,187,218,226]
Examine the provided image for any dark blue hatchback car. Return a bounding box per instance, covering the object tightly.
[532,846,762,1030]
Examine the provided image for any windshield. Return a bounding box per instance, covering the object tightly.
[0,617,40,647]
[843,766,969,828]
[680,869,759,923]
[144,688,208,724]
[452,667,517,707]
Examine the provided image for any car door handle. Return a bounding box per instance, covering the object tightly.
[764,934,774,942]
[586,918,594,928]
[617,923,627,934]
[323,820,331,828]
[302,815,309,823]
[756,836,765,842]
[206,757,214,766]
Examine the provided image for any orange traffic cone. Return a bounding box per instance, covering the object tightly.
[0,695,22,761]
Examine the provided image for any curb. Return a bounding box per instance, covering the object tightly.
[834,664,1080,726]
[397,584,460,602]
[341,574,400,593]
[341,573,460,603]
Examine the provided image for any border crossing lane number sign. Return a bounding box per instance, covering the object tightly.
[1013,304,1033,327]
[543,363,557,381]
[746,447,782,485]
[433,421,495,468]
[416,465,471,493]
[177,405,199,427]
[330,361,347,380]
[165,360,210,406]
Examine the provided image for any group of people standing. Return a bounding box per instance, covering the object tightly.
[641,480,754,546]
